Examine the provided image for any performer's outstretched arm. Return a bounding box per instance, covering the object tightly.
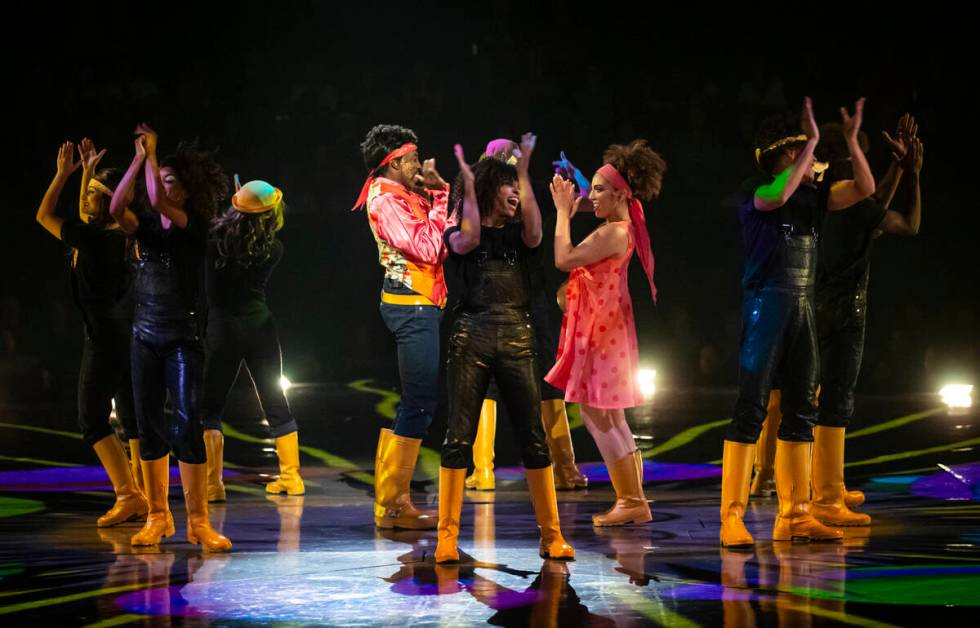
[754,97,820,211]
[879,136,923,235]
[516,133,542,248]
[109,136,143,235]
[448,144,480,255]
[829,98,876,211]
[36,142,80,238]
[138,123,190,229]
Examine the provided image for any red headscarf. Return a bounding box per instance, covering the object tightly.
[351,143,417,211]
[596,163,657,303]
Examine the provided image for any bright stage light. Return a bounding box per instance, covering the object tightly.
[638,369,657,399]
[939,384,973,410]
[280,376,292,392]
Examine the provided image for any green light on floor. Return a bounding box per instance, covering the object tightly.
[0,497,44,519]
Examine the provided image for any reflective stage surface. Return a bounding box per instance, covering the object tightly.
[0,384,977,626]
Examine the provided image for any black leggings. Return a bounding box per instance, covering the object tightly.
[131,308,207,463]
[78,313,137,445]
[727,289,820,444]
[816,288,867,428]
[442,308,551,469]
[203,309,295,437]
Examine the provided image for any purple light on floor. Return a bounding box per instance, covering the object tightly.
[661,583,765,601]
[114,586,208,617]
[910,463,980,501]
[494,461,721,484]
[0,466,237,492]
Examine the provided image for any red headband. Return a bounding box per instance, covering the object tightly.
[597,163,633,198]
[352,143,418,211]
[596,163,658,302]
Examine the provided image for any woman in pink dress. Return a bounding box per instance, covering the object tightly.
[546,140,665,526]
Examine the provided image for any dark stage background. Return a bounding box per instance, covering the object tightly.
[2,4,976,404]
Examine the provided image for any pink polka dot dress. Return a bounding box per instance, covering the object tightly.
[545,223,644,409]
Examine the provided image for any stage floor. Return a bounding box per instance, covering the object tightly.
[0,383,977,626]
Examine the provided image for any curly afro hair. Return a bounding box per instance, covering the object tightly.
[753,111,807,175]
[602,139,667,202]
[360,124,419,173]
[450,156,519,222]
[160,141,228,221]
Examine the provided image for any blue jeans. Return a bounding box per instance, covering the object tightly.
[379,302,443,439]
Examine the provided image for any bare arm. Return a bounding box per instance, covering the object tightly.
[77,138,109,221]
[139,124,189,229]
[829,98,876,211]
[448,144,480,255]
[36,142,80,238]
[876,113,917,208]
[551,174,628,271]
[879,137,923,236]
[109,137,144,235]
[516,133,542,248]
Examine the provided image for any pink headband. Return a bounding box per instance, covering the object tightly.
[352,143,418,211]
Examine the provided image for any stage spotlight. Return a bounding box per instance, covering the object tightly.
[638,369,657,399]
[939,384,973,412]
[280,376,292,392]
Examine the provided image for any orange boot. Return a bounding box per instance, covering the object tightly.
[179,461,232,552]
[750,391,780,497]
[93,435,148,527]
[526,466,575,559]
[435,467,466,563]
[811,426,870,526]
[464,400,496,490]
[203,429,227,502]
[772,440,843,542]
[266,432,306,495]
[374,429,436,529]
[593,450,652,526]
[128,439,146,495]
[131,456,175,546]
[541,399,588,490]
[720,440,755,547]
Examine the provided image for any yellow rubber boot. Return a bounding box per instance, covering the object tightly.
[772,440,843,542]
[720,440,755,547]
[131,456,175,546]
[750,391,780,497]
[811,426,870,526]
[374,429,436,529]
[541,399,587,490]
[203,429,227,502]
[129,439,146,495]
[845,489,866,508]
[593,450,652,526]
[93,435,148,527]
[465,400,496,490]
[526,466,575,560]
[179,461,233,552]
[266,432,306,495]
[435,467,467,563]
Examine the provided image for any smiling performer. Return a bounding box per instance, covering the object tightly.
[547,139,665,527]
[354,124,450,530]
[436,136,574,563]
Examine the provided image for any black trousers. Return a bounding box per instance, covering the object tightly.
[727,289,820,443]
[442,308,551,469]
[203,308,296,438]
[78,313,137,445]
[816,287,867,428]
[131,307,207,463]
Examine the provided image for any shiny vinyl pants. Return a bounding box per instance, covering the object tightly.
[78,313,137,445]
[816,288,868,428]
[727,289,820,443]
[203,309,296,437]
[131,307,207,463]
[442,308,551,469]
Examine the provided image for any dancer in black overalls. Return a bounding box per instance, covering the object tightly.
[110,125,232,552]
[435,139,574,563]
[719,99,875,547]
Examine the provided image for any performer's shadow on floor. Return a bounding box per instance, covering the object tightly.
[378,529,614,626]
